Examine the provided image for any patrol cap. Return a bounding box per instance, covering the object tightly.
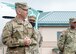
[69,18,76,23]
[15,2,28,9]
[28,16,36,21]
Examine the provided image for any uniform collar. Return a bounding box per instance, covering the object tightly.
[14,17,29,25]
[14,17,23,25]
[68,27,76,33]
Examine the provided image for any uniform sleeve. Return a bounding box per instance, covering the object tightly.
[57,31,67,52]
[30,29,38,46]
[38,31,43,47]
[2,22,25,47]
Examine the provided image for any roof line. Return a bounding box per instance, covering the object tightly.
[38,23,69,27]
[38,12,54,21]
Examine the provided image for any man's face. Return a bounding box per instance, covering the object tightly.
[20,7,28,18]
[71,22,76,28]
[29,19,35,27]
[16,7,28,18]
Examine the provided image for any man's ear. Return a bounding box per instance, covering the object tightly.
[16,8,21,14]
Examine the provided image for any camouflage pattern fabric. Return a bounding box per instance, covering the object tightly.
[58,28,76,54]
[2,18,38,54]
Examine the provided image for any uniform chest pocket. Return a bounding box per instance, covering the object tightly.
[13,25,24,33]
[12,25,24,38]
[24,24,33,36]
[27,28,33,38]
[67,33,74,42]
[67,33,75,39]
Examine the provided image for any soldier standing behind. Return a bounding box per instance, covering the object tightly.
[2,2,37,54]
[58,18,76,54]
[28,16,43,54]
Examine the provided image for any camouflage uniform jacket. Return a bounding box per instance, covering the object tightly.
[58,28,76,54]
[32,29,43,54]
[2,18,38,54]
[34,29,43,47]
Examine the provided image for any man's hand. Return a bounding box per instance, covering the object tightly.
[24,37,31,46]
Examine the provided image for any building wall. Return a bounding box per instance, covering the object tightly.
[39,26,68,54]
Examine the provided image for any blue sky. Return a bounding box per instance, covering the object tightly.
[1,0,76,12]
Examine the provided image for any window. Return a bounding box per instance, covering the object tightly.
[57,31,61,41]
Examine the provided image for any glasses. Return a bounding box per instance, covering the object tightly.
[22,8,28,11]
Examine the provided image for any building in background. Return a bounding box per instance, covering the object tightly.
[1,2,76,54]
[38,11,76,54]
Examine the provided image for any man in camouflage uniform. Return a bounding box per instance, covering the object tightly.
[2,2,37,54]
[28,16,43,54]
[28,16,43,47]
[58,18,76,54]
